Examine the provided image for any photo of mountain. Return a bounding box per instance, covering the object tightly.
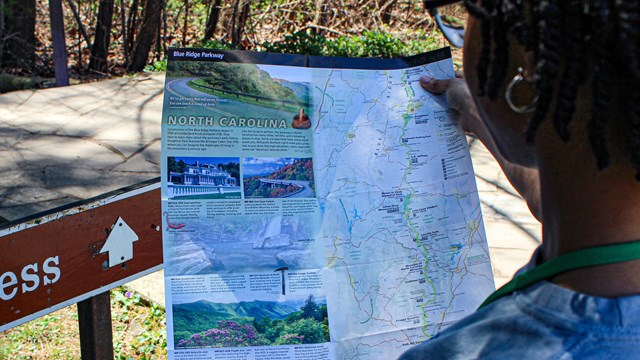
[173,295,329,349]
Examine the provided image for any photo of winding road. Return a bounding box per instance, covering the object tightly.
[243,157,315,198]
[164,61,311,123]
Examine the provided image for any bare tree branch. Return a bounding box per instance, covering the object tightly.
[66,0,91,48]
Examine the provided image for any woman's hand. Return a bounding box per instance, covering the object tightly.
[420,75,542,221]
[419,75,480,134]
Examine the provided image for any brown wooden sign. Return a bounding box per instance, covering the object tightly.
[0,178,163,331]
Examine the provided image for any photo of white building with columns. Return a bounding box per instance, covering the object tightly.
[167,157,241,199]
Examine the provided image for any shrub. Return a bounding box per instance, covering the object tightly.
[281,318,328,344]
[0,74,45,93]
[258,30,441,58]
[261,32,328,56]
[176,321,268,348]
[274,333,305,345]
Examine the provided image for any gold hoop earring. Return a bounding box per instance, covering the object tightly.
[505,67,538,114]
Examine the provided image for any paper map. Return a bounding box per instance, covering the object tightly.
[161,47,494,360]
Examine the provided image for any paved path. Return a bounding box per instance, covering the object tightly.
[0,75,164,221]
[0,74,540,307]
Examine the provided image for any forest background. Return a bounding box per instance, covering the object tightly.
[0,0,464,358]
[0,0,463,91]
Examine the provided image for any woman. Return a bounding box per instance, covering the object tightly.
[401,1,640,358]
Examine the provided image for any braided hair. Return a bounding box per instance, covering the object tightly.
[464,0,640,180]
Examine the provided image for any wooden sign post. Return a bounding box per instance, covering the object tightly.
[0,178,163,358]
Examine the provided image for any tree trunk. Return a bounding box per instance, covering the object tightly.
[128,0,163,72]
[238,1,250,47]
[66,0,91,48]
[161,3,167,54]
[1,0,36,68]
[230,0,250,47]
[126,0,140,56]
[120,0,129,64]
[229,0,239,45]
[182,0,189,47]
[89,0,115,72]
[48,0,69,86]
[156,7,162,61]
[203,0,222,41]
[0,0,4,33]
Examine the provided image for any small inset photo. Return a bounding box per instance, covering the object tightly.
[173,294,329,349]
[167,156,241,200]
[292,108,311,129]
[243,157,315,198]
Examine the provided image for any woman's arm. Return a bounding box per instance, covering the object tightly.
[420,76,542,221]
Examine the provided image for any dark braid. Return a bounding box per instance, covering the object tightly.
[617,2,640,79]
[487,4,509,101]
[524,0,561,144]
[617,2,640,179]
[630,90,640,181]
[474,0,494,97]
[588,0,614,170]
[464,0,640,179]
[463,0,488,19]
[485,0,528,101]
[501,0,527,45]
[552,2,588,141]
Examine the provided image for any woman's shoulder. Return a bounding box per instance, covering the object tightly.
[398,281,640,359]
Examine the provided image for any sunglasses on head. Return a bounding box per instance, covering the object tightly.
[423,0,465,48]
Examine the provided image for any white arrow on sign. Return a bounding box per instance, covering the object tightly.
[99,217,139,268]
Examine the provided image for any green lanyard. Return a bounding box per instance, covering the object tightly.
[478,240,640,309]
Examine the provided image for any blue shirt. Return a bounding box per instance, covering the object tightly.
[399,254,640,359]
